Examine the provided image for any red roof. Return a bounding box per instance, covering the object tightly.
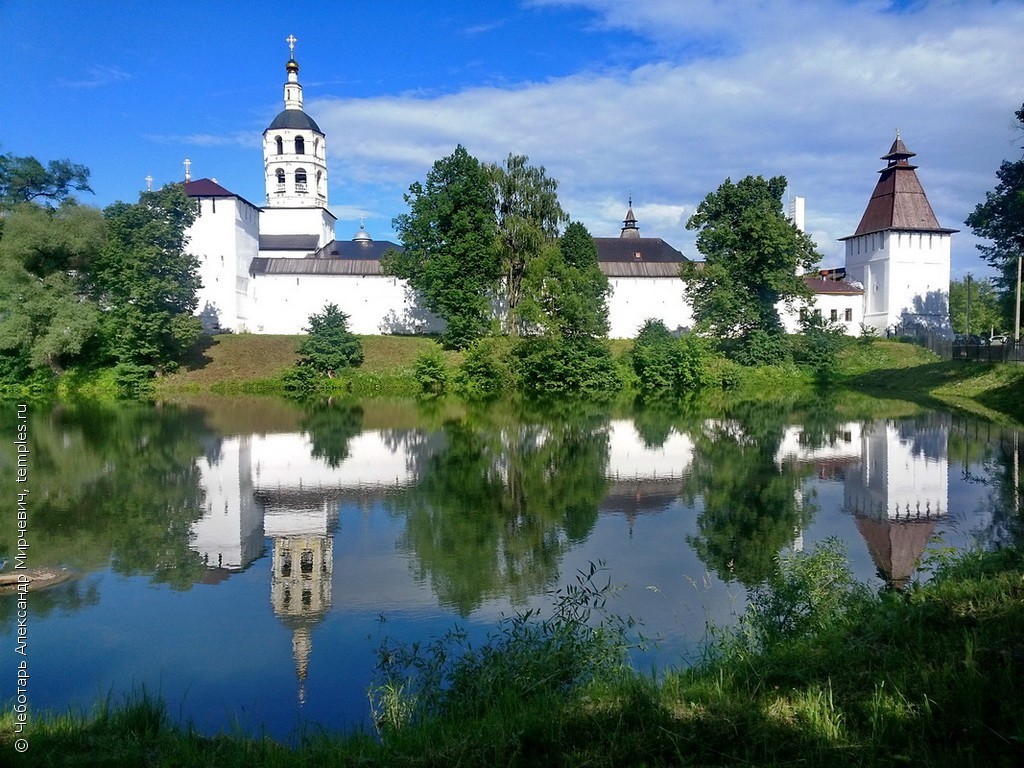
[803,275,863,295]
[184,178,237,198]
[842,136,958,238]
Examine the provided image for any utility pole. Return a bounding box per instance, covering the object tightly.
[1015,254,1022,344]
[966,273,972,338]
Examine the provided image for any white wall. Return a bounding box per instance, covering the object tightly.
[248,273,444,335]
[606,277,694,338]
[188,197,260,332]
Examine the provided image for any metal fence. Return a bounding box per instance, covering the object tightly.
[951,340,1024,364]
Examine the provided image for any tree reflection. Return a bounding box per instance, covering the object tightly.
[682,402,816,586]
[0,403,210,590]
[393,411,610,615]
[300,399,364,467]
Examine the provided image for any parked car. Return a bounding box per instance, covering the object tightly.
[988,334,1007,345]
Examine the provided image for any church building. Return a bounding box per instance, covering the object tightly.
[184,40,953,340]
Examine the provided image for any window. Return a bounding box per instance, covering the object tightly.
[275,168,285,187]
[281,550,292,578]
[300,550,314,575]
[845,308,853,322]
[295,168,307,191]
[830,309,838,321]
[295,136,305,154]
[275,136,283,155]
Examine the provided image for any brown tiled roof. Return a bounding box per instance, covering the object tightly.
[844,137,958,238]
[803,275,863,295]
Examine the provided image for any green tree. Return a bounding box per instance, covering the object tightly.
[0,201,106,376]
[518,221,610,339]
[965,104,1024,332]
[0,152,92,210]
[385,145,501,349]
[297,302,364,374]
[91,183,202,372]
[487,153,567,332]
[684,175,821,363]
[949,277,1004,336]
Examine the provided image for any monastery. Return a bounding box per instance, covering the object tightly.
[184,41,954,339]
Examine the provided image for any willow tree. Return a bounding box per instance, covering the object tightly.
[487,153,567,333]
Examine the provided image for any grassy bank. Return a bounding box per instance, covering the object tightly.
[5,544,1022,766]
[151,333,1024,423]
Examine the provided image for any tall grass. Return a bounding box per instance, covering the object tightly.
[6,544,1023,766]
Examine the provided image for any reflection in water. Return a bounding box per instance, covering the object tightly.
[4,399,1020,738]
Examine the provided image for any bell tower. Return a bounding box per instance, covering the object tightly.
[262,35,329,210]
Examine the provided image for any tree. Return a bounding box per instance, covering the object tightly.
[0,200,106,376]
[684,175,821,363]
[965,104,1024,330]
[0,152,92,210]
[91,183,202,372]
[385,145,501,349]
[297,302,364,374]
[949,277,1004,336]
[486,153,567,332]
[518,221,610,339]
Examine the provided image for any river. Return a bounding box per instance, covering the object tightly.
[0,395,1020,740]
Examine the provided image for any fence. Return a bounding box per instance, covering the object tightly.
[951,340,1024,364]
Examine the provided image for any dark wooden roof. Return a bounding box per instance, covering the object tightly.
[594,237,688,263]
[313,239,402,261]
[251,257,385,277]
[259,234,321,252]
[842,136,958,238]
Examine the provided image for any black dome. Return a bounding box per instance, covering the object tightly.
[266,109,323,134]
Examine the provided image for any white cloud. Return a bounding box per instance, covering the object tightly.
[312,0,1024,272]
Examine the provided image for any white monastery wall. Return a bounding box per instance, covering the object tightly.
[248,273,444,335]
[605,276,694,338]
[188,197,260,332]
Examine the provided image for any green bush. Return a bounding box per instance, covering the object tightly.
[729,328,792,366]
[630,319,710,396]
[412,343,448,395]
[455,336,515,400]
[297,303,363,374]
[112,362,155,399]
[514,336,621,397]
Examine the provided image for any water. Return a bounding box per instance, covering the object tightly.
[1,396,1020,740]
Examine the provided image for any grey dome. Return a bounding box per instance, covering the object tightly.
[266,109,323,134]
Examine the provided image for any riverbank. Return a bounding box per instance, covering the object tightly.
[148,333,1024,423]
[4,544,1021,766]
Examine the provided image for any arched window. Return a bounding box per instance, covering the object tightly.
[275,136,283,155]
[295,168,307,191]
[295,136,305,154]
[275,168,285,190]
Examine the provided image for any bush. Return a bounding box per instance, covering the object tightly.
[413,343,448,396]
[795,314,848,382]
[297,303,363,374]
[113,362,155,398]
[630,319,710,396]
[729,328,792,366]
[455,336,516,400]
[514,336,621,397]
[370,563,638,734]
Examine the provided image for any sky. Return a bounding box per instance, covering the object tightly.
[2,0,1022,278]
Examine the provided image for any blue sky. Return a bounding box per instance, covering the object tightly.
[2,0,1022,277]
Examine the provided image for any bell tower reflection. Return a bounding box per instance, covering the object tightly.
[264,500,338,705]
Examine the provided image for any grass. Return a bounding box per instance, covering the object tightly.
[151,334,1024,424]
[5,544,1022,766]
